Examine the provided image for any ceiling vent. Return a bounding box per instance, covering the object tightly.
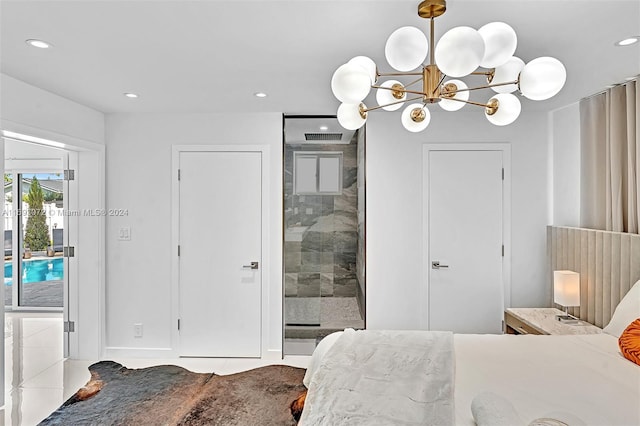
[305,132,343,142]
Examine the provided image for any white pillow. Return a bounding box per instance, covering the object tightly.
[302,331,344,388]
[603,280,640,338]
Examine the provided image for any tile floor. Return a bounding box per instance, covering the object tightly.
[1,312,310,426]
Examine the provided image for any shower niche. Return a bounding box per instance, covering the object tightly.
[283,116,365,355]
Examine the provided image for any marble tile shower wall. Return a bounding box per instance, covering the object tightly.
[284,139,359,299]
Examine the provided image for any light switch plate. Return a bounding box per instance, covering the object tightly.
[118,227,131,241]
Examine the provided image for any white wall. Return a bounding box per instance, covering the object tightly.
[550,103,581,226]
[1,72,562,358]
[104,113,283,357]
[1,73,104,145]
[366,109,551,330]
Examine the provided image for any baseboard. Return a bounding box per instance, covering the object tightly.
[104,346,176,359]
[263,348,283,361]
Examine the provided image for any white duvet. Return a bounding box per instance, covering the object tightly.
[300,328,455,425]
[301,331,640,426]
[455,333,640,426]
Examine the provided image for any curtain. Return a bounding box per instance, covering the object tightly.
[580,79,639,234]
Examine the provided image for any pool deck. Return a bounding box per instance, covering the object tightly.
[4,255,64,308]
[4,280,63,308]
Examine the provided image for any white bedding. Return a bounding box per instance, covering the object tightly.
[300,329,455,425]
[302,331,640,426]
[455,333,640,426]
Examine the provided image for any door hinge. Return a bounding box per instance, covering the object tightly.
[178,319,181,330]
[64,169,75,181]
[64,321,75,332]
[502,245,505,257]
[501,168,504,180]
[63,246,75,257]
[178,169,181,181]
[178,245,181,256]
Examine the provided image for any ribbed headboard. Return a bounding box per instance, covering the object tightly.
[548,226,640,328]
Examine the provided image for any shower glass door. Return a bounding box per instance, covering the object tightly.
[283,116,365,355]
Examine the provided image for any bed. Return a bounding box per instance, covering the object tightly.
[300,325,640,425]
[299,226,640,425]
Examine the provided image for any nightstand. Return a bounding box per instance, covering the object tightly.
[504,308,602,335]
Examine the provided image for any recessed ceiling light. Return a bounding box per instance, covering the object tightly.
[124,93,139,99]
[615,36,639,46]
[25,39,52,49]
[319,126,329,131]
[254,92,267,98]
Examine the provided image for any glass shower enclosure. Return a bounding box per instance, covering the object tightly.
[283,116,365,355]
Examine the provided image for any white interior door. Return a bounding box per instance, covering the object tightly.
[178,151,262,357]
[427,149,504,333]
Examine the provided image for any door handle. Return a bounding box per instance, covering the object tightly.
[432,261,449,269]
[242,261,259,270]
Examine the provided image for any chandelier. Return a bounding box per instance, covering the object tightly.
[331,0,567,132]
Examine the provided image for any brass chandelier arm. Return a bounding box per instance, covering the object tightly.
[371,85,428,97]
[364,95,424,113]
[406,76,424,89]
[377,72,424,77]
[442,97,492,108]
[471,70,495,76]
[446,80,519,94]
[433,74,446,95]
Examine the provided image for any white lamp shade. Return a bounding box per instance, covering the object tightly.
[485,93,521,126]
[348,56,377,84]
[554,270,580,307]
[337,103,367,130]
[491,56,525,93]
[331,63,372,103]
[401,103,431,132]
[376,80,406,111]
[519,56,566,100]
[435,26,485,77]
[385,26,428,72]
[478,22,517,69]
[439,79,469,111]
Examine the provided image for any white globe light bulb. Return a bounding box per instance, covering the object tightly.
[491,56,525,93]
[478,22,517,68]
[435,26,485,77]
[485,93,521,126]
[331,63,372,103]
[439,79,469,111]
[348,56,378,84]
[376,80,406,111]
[518,57,566,100]
[337,103,367,130]
[385,26,428,72]
[401,103,431,132]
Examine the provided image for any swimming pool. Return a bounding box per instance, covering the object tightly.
[4,258,64,286]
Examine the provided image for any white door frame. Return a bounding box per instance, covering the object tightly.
[171,145,270,357]
[1,124,106,360]
[422,143,511,330]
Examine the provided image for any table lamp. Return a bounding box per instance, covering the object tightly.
[554,270,580,323]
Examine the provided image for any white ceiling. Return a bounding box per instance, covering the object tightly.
[1,0,639,117]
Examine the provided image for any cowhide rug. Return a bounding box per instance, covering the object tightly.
[39,361,307,425]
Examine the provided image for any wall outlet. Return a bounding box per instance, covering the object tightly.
[134,323,143,338]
